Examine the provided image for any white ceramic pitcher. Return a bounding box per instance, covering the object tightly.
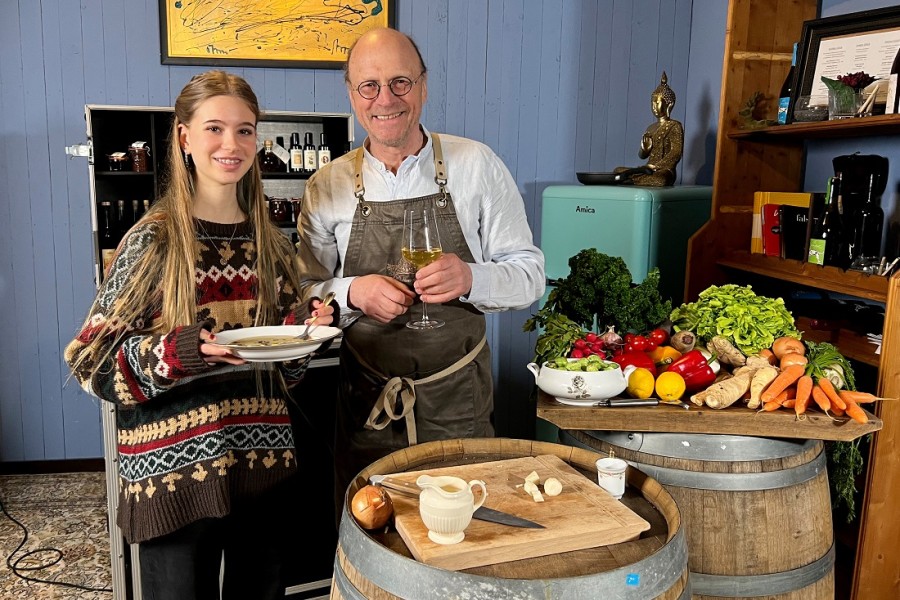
[416,474,487,545]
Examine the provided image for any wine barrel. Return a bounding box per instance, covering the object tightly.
[561,430,834,599]
[331,437,690,599]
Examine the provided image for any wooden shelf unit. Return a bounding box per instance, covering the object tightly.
[686,2,900,598]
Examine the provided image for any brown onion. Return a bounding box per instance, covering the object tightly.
[351,484,394,530]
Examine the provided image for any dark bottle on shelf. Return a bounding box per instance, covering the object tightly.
[260,139,286,173]
[99,201,116,248]
[303,132,317,174]
[317,132,331,169]
[116,199,130,240]
[851,174,885,261]
[777,43,797,125]
[99,200,117,272]
[808,175,847,267]
[886,46,900,115]
[289,132,303,173]
[131,199,142,224]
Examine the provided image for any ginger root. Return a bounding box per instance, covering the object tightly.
[692,365,759,409]
[747,366,779,409]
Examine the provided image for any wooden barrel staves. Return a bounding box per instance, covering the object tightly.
[331,438,690,599]
[561,430,834,599]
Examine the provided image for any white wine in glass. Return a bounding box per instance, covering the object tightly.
[403,208,444,329]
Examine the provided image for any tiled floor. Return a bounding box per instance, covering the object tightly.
[0,472,111,599]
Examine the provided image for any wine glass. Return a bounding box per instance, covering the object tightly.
[403,208,444,330]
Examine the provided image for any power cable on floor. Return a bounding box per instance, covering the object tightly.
[0,493,112,593]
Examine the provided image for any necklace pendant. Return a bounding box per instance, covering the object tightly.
[220,256,228,266]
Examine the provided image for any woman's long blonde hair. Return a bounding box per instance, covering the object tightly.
[72,71,300,369]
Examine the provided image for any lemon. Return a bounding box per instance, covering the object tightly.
[626,368,655,399]
[655,371,686,402]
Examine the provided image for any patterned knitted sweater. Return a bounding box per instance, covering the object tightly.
[65,218,311,544]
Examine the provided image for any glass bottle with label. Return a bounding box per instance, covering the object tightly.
[777,43,797,125]
[303,132,317,174]
[886,46,900,115]
[289,132,303,173]
[851,174,884,262]
[99,201,117,272]
[116,199,129,240]
[808,175,846,267]
[317,132,331,169]
[260,139,286,173]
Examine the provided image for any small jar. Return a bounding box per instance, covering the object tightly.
[107,152,129,171]
[128,142,150,172]
[269,198,290,224]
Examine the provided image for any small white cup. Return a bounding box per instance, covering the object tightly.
[596,457,628,499]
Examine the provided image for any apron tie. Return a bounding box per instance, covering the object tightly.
[351,335,487,446]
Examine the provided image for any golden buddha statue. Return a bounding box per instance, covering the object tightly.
[616,72,684,186]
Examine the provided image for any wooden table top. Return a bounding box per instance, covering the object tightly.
[536,391,882,442]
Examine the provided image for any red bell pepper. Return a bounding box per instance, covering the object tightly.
[668,349,718,392]
[612,351,657,377]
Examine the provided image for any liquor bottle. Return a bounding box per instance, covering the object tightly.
[99,200,116,272]
[886,46,900,115]
[274,135,290,170]
[116,199,129,240]
[131,199,142,224]
[317,132,331,169]
[303,132,317,174]
[808,175,846,267]
[851,174,884,261]
[260,139,285,173]
[289,132,303,173]
[99,201,116,248]
[777,43,797,125]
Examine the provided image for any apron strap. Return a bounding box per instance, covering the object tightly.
[353,147,366,200]
[353,134,449,204]
[351,335,487,446]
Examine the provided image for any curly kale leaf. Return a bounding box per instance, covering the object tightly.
[524,249,671,335]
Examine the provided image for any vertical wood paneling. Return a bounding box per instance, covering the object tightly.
[0,0,26,461]
[1,0,726,460]
[462,1,487,142]
[444,0,467,136]
[38,0,72,459]
[16,0,49,459]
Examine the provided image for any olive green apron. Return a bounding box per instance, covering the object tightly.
[335,134,494,494]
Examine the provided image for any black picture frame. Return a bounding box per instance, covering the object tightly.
[159,0,395,69]
[790,5,900,123]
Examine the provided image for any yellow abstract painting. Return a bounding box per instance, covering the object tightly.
[160,0,393,68]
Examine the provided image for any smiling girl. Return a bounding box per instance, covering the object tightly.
[65,71,334,599]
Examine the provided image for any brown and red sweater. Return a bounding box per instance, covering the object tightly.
[65,219,313,544]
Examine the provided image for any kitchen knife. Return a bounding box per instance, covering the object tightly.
[592,397,660,407]
[369,474,546,529]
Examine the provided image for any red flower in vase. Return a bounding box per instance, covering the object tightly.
[836,72,877,91]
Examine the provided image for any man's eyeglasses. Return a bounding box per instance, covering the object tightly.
[355,72,425,100]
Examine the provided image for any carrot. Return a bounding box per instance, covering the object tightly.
[831,404,845,417]
[782,398,796,408]
[763,389,791,412]
[817,378,846,410]
[811,385,831,412]
[760,365,805,404]
[795,375,814,416]
[842,394,870,424]
[838,390,895,404]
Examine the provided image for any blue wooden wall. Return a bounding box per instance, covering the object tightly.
[0,0,725,461]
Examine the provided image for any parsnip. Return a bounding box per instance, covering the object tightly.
[524,471,541,485]
[747,365,779,409]
[692,366,759,409]
[543,477,563,496]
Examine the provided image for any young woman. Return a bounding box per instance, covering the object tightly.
[65,70,334,600]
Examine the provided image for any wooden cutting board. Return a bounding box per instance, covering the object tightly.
[385,454,650,571]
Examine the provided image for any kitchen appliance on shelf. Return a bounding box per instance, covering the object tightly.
[540,184,712,306]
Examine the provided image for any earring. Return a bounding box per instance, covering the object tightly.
[183,152,191,168]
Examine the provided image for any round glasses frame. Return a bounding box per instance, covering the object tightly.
[355,72,426,100]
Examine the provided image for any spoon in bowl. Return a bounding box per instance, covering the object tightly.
[297,291,335,340]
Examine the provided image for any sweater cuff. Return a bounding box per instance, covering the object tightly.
[174,322,211,373]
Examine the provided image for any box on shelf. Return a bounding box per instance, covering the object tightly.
[751,191,812,254]
[780,205,810,260]
[762,204,781,257]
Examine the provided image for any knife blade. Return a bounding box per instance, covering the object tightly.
[592,397,659,407]
[369,474,546,529]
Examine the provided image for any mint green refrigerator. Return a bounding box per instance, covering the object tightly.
[540,185,712,305]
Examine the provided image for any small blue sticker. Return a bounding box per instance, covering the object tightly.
[625,573,640,586]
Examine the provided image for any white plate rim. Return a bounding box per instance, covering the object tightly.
[211,325,341,362]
